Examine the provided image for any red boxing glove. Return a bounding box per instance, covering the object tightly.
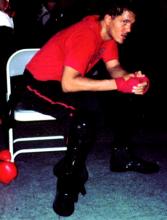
[0,161,18,184]
[0,149,11,162]
[115,77,140,93]
[115,76,150,94]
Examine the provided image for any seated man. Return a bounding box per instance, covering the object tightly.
[19,0,159,217]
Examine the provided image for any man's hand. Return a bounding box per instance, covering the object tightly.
[115,71,150,95]
[132,80,148,95]
[132,71,150,95]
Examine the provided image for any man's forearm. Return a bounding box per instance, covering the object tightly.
[62,75,117,92]
[107,64,129,78]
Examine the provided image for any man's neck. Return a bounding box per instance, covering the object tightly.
[100,20,113,41]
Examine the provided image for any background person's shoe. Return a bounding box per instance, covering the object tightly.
[110,146,160,174]
[111,157,160,173]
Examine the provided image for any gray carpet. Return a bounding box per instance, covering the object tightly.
[0,125,167,220]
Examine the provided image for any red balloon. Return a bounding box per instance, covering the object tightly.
[0,150,11,162]
[0,161,18,184]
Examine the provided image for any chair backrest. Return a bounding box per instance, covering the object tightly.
[6,48,39,101]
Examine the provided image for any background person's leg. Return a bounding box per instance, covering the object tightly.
[101,92,160,174]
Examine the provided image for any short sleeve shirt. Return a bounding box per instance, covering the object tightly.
[26,15,119,81]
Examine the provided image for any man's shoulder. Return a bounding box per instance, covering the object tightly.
[70,15,100,38]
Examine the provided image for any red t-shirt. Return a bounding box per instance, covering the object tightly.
[26,15,119,81]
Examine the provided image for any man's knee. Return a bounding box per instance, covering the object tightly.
[68,112,95,145]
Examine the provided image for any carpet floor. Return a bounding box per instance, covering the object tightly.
[0,123,167,220]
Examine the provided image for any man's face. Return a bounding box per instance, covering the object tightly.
[107,10,136,44]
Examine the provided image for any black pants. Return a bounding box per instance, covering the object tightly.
[17,70,143,146]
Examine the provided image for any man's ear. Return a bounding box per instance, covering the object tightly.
[104,14,114,25]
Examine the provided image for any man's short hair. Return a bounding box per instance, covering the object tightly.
[98,0,138,20]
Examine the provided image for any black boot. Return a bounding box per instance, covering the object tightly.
[110,145,160,174]
[53,113,94,217]
[53,166,88,217]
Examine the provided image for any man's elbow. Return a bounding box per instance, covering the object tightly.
[61,81,74,93]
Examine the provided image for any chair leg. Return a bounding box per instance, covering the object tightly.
[9,128,14,162]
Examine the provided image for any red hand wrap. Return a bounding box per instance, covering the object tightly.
[115,76,150,94]
[115,77,139,93]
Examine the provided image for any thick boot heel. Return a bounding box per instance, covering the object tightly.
[53,192,75,217]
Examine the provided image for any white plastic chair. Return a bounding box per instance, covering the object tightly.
[6,48,67,162]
